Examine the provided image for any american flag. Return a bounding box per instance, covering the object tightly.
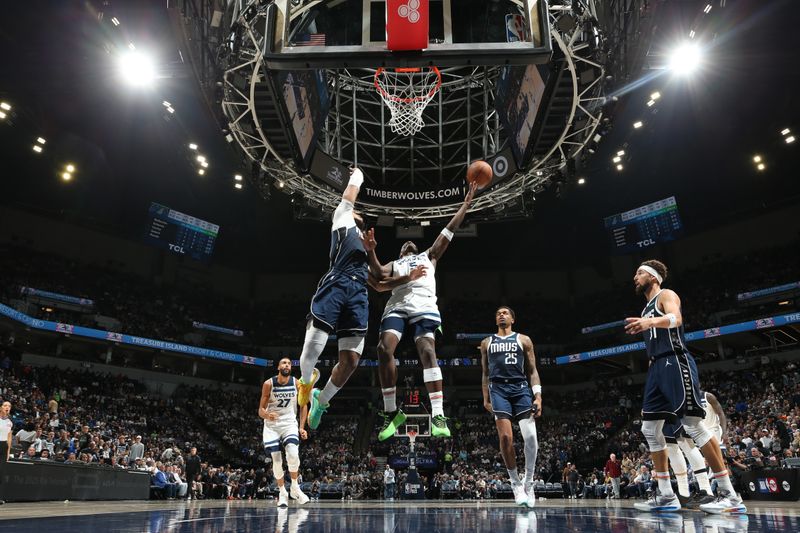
[294,33,326,46]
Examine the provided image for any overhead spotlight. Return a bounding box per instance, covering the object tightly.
[196,155,206,163]
[757,163,766,171]
[577,178,586,185]
[32,145,43,153]
[703,4,712,14]
[162,101,171,107]
[752,155,762,163]
[669,42,702,75]
[200,161,209,168]
[128,42,136,51]
[781,128,791,136]
[617,150,625,156]
[198,169,205,176]
[0,102,11,111]
[61,172,72,181]
[616,164,624,171]
[650,91,661,100]
[234,174,243,181]
[36,137,46,145]
[277,180,285,188]
[612,156,622,163]
[646,99,656,107]
[234,183,243,190]
[166,106,175,114]
[689,30,696,39]
[118,51,156,87]
[111,17,120,26]
[0,111,6,120]
[786,136,796,144]
[633,121,643,129]
[65,164,75,173]
[188,143,198,150]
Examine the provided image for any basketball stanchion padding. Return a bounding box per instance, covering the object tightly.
[387,0,429,51]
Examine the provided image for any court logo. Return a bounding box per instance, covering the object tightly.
[783,480,791,491]
[398,0,421,24]
[492,155,510,178]
[748,482,756,492]
[756,317,775,329]
[767,477,779,493]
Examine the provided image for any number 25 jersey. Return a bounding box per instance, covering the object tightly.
[487,332,525,382]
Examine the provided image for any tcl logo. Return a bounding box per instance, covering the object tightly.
[168,244,186,254]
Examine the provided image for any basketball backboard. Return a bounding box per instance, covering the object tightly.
[262,0,551,69]
[394,414,432,437]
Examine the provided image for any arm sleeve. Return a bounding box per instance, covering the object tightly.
[332,199,356,230]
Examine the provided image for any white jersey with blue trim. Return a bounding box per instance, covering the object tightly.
[700,392,721,436]
[265,376,298,425]
[382,251,440,322]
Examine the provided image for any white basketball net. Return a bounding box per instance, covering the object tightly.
[375,67,441,136]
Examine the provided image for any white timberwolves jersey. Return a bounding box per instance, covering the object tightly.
[700,392,721,437]
[265,376,298,425]
[383,251,439,319]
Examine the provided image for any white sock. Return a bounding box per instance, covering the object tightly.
[519,418,538,484]
[429,391,444,417]
[508,467,521,485]
[655,471,674,497]
[679,439,712,494]
[318,379,341,405]
[695,468,712,494]
[666,443,690,497]
[279,483,288,494]
[300,324,328,383]
[382,387,397,412]
[712,470,736,496]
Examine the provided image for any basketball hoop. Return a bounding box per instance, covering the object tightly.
[374,67,442,136]
[406,428,418,447]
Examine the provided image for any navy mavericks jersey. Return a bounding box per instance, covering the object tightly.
[328,223,368,283]
[640,290,688,358]
[487,333,526,381]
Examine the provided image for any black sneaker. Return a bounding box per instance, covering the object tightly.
[685,491,716,510]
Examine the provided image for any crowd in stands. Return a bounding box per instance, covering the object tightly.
[2,241,798,355]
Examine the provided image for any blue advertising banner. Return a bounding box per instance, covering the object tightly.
[20,287,94,307]
[0,303,269,367]
[581,320,626,334]
[737,281,800,302]
[192,321,244,337]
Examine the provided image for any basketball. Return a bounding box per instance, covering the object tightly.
[466,160,493,189]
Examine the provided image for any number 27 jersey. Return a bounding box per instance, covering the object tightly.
[487,332,525,382]
[266,376,298,424]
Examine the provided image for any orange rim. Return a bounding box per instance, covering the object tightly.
[374,67,442,104]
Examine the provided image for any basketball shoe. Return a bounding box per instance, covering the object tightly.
[297,368,320,407]
[633,489,681,512]
[277,488,289,508]
[378,410,407,441]
[699,490,747,514]
[290,482,310,505]
[511,481,527,506]
[524,482,536,507]
[308,388,328,429]
[431,414,451,437]
[683,490,716,510]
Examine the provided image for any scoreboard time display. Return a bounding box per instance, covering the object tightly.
[604,196,682,252]
[145,203,219,262]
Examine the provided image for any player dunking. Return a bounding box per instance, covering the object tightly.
[296,167,378,429]
[368,182,477,440]
[258,358,310,507]
[481,306,541,507]
[625,260,746,514]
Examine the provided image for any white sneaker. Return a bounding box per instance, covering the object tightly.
[512,482,527,506]
[699,490,747,514]
[290,484,310,505]
[277,489,289,508]
[524,482,536,507]
[633,491,681,512]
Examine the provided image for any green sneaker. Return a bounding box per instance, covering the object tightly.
[431,414,451,438]
[378,410,407,442]
[308,388,328,430]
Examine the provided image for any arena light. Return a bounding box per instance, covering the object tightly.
[689,30,696,39]
[668,42,702,75]
[616,164,624,171]
[633,121,643,129]
[118,51,156,87]
[786,136,795,144]
[188,143,198,150]
[0,102,10,111]
[198,168,205,176]
[650,91,661,100]
[277,180,285,188]
[753,155,762,163]
[36,137,46,145]
[781,128,790,136]
[646,99,656,107]
[196,155,206,163]
[65,164,75,173]
[61,172,72,181]
[0,111,6,120]
[703,4,712,14]
[612,156,622,163]
[32,145,43,153]
[617,150,625,156]
[757,163,766,171]
[578,178,586,185]
[234,174,243,181]
[111,17,120,26]
[234,183,243,190]
[200,161,209,168]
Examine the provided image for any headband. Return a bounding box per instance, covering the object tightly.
[638,265,663,284]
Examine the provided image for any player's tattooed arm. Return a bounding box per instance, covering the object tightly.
[258,381,278,422]
[522,335,542,418]
[427,181,477,263]
[480,337,492,414]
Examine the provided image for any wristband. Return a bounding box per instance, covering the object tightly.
[532,385,542,396]
[440,228,454,241]
[348,168,364,188]
[665,313,677,328]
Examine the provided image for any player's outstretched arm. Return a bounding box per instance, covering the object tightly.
[332,167,365,230]
[368,265,428,293]
[258,381,277,421]
[427,182,477,262]
[624,289,683,335]
[521,335,542,418]
[480,337,492,414]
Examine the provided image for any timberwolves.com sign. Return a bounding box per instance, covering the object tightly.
[362,185,464,205]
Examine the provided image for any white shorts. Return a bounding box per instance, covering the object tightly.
[263,420,300,453]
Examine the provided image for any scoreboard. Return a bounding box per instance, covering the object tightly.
[604,197,682,253]
[144,203,219,262]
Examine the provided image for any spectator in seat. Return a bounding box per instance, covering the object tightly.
[153,462,177,499]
